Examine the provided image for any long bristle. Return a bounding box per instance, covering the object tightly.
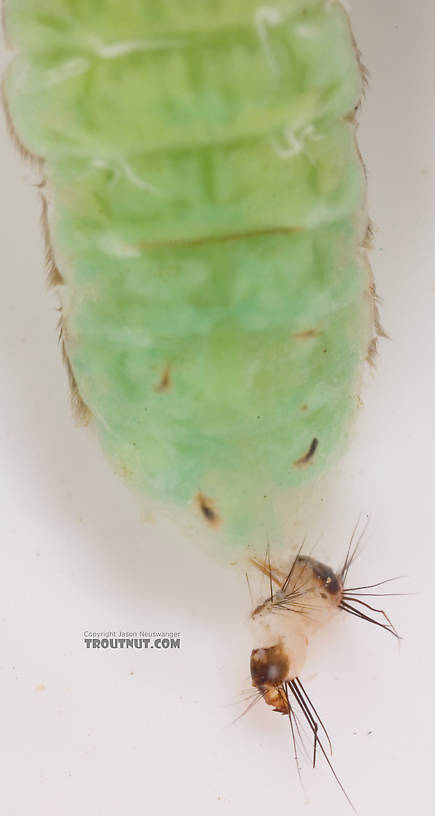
[285,680,356,813]
[340,597,400,639]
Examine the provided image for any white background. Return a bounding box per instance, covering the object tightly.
[1,1,434,814]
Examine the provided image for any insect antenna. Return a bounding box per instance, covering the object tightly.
[287,681,320,767]
[283,683,305,793]
[285,681,356,812]
[290,706,312,766]
[340,515,369,583]
[270,590,323,623]
[340,597,400,639]
[251,539,317,610]
[340,526,407,639]
[245,571,254,608]
[281,540,305,593]
[339,516,360,582]
[295,678,333,756]
[275,542,322,616]
[249,556,282,588]
[344,575,407,594]
[268,547,331,621]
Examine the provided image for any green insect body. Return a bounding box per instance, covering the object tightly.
[4,1,375,548]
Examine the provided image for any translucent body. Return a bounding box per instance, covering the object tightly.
[4,1,374,548]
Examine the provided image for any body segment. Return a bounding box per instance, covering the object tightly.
[4,1,375,547]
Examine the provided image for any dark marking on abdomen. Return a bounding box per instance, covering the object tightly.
[196,491,220,528]
[293,437,318,467]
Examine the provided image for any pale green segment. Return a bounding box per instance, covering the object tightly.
[5,1,370,546]
[50,119,364,246]
[6,3,360,155]
[6,0,323,46]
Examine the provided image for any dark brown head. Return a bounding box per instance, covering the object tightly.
[298,555,343,601]
[250,643,290,715]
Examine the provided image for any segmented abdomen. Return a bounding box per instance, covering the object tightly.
[4,0,374,547]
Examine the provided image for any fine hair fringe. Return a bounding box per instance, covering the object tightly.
[2,75,92,425]
[58,309,92,426]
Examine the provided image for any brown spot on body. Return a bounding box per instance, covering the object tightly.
[294,328,320,340]
[251,644,289,687]
[251,644,290,715]
[293,437,318,467]
[153,364,171,392]
[196,492,220,528]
